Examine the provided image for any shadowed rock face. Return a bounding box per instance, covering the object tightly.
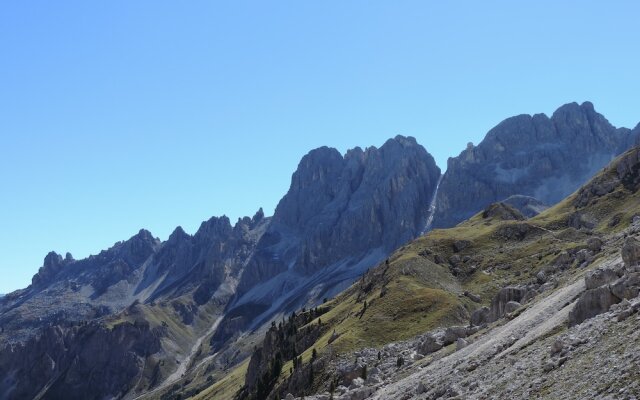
[237,136,441,294]
[140,210,269,303]
[31,229,158,290]
[0,321,161,400]
[433,102,638,228]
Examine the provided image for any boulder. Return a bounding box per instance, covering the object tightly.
[622,237,640,268]
[575,249,592,265]
[552,251,573,267]
[543,360,557,372]
[463,291,481,303]
[349,377,364,390]
[489,286,529,321]
[584,268,618,290]
[470,306,490,326]
[504,301,521,314]
[456,338,469,351]
[418,335,443,354]
[536,270,547,284]
[610,273,640,300]
[569,286,620,326]
[550,339,564,355]
[449,255,462,267]
[453,240,471,253]
[587,237,603,252]
[443,326,469,345]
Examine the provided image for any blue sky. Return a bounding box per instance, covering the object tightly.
[1,1,639,293]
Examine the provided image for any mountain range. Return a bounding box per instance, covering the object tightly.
[1,101,639,400]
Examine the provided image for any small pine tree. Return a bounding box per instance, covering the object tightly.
[361,364,367,380]
[396,356,404,368]
[318,318,322,325]
[312,348,317,359]
[363,300,367,310]
[377,351,381,360]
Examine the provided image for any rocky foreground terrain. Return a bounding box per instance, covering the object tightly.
[289,232,640,400]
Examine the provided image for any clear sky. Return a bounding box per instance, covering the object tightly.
[1,1,639,293]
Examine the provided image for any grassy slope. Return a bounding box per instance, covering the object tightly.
[189,359,249,400]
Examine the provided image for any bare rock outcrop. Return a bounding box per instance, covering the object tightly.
[584,267,619,289]
[489,286,530,321]
[622,237,640,268]
[569,286,620,326]
[0,321,161,400]
[570,250,640,326]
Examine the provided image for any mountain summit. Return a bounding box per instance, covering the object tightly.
[433,102,639,228]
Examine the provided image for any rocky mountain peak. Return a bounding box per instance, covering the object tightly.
[434,101,638,228]
[118,229,159,265]
[43,251,63,269]
[233,136,441,319]
[390,134,419,146]
[194,216,233,242]
[551,101,598,122]
[134,228,154,241]
[31,251,71,287]
[252,207,265,224]
[168,226,190,244]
